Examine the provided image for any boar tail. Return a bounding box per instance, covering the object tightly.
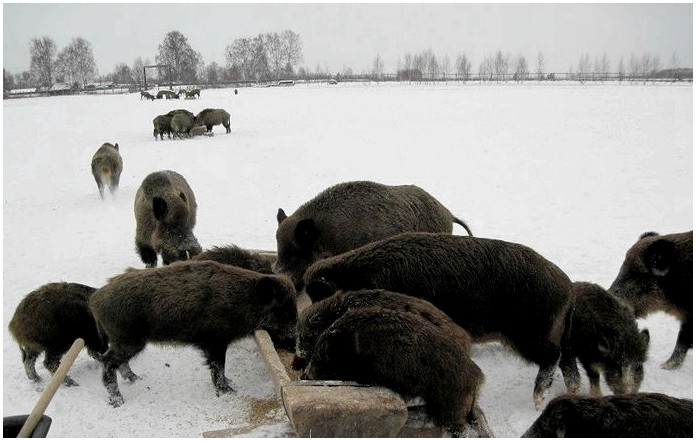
[453,216,474,236]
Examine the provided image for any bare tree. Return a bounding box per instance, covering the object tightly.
[629,54,640,81]
[371,54,384,80]
[577,53,591,83]
[599,53,610,81]
[514,54,529,82]
[536,52,545,81]
[617,57,625,82]
[456,53,472,82]
[441,54,451,79]
[264,32,284,76]
[30,36,57,87]
[111,63,132,85]
[156,30,203,83]
[479,54,494,81]
[412,52,426,80]
[650,54,661,77]
[281,30,303,74]
[493,50,507,82]
[4,68,16,91]
[132,57,147,87]
[54,37,97,87]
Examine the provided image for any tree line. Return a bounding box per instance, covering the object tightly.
[3,29,303,90]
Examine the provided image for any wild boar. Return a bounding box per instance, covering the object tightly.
[195,108,231,133]
[293,288,472,371]
[302,306,492,437]
[273,180,473,289]
[134,170,202,267]
[91,142,122,199]
[8,282,107,386]
[522,393,693,437]
[185,88,200,99]
[140,91,155,101]
[560,282,649,397]
[609,231,693,369]
[89,260,298,407]
[152,115,173,140]
[303,232,573,409]
[191,245,275,274]
[170,112,195,138]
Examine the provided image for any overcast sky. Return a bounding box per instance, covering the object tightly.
[2,3,693,76]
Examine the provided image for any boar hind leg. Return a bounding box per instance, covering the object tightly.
[558,351,581,395]
[21,347,42,382]
[102,342,146,407]
[201,344,234,396]
[136,241,158,268]
[467,405,494,438]
[44,350,78,386]
[663,317,692,370]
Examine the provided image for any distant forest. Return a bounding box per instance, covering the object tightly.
[3,29,693,92]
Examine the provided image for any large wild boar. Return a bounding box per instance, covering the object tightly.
[609,231,693,370]
[293,289,473,370]
[560,282,649,397]
[152,115,172,140]
[273,180,473,289]
[91,142,122,199]
[191,245,275,274]
[522,393,693,438]
[134,170,202,267]
[303,232,573,409]
[195,108,231,133]
[89,260,298,407]
[302,306,492,437]
[170,112,195,138]
[9,282,107,386]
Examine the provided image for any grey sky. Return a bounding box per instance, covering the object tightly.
[3,3,693,76]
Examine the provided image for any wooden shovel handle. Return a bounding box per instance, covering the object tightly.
[17,338,85,438]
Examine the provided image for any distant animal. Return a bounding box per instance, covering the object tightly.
[303,232,573,409]
[234,89,238,95]
[560,282,649,397]
[9,282,107,386]
[152,115,173,140]
[164,90,179,100]
[91,142,122,198]
[140,91,155,101]
[155,90,168,99]
[194,108,231,134]
[192,245,275,274]
[609,231,693,370]
[185,88,200,99]
[302,306,493,437]
[134,170,202,267]
[170,112,195,138]
[89,260,298,407]
[522,393,693,438]
[273,180,473,289]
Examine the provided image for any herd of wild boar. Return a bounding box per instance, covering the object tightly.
[8,102,693,437]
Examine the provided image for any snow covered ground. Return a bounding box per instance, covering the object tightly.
[2,81,692,437]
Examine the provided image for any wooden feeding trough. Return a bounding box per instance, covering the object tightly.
[204,251,441,438]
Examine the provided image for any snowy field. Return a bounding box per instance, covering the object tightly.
[3,81,693,437]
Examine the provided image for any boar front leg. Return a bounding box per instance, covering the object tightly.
[202,344,235,396]
[663,316,692,370]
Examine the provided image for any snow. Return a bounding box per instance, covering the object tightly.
[2,81,693,437]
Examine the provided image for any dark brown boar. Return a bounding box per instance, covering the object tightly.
[140,91,155,101]
[273,180,473,289]
[194,108,231,133]
[152,115,172,140]
[91,142,122,198]
[303,232,573,409]
[8,282,107,386]
[522,393,693,438]
[89,260,298,407]
[134,170,202,267]
[170,112,195,138]
[191,245,275,274]
[293,289,472,371]
[302,306,492,437]
[609,231,692,370]
[560,282,649,397]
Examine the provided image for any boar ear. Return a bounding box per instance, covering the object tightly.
[153,197,168,220]
[295,219,317,248]
[113,143,119,151]
[639,231,659,240]
[277,208,287,224]
[645,239,675,277]
[640,329,650,347]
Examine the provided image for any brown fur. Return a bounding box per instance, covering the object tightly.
[89,260,297,406]
[273,180,473,289]
[134,170,201,267]
[91,142,122,198]
[9,282,107,386]
[195,108,231,133]
[609,231,693,369]
[192,245,275,274]
[170,112,195,138]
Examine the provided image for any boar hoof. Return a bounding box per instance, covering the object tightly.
[661,358,684,370]
[109,394,125,408]
[63,376,79,387]
[215,380,235,396]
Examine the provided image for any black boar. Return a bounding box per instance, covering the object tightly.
[293,289,473,371]
[522,392,693,437]
[560,282,649,397]
[303,232,573,409]
[8,282,107,386]
[170,112,195,138]
[273,180,473,289]
[195,108,231,133]
[609,231,693,370]
[89,260,298,407]
[140,91,155,101]
[302,306,492,437]
[90,142,122,198]
[152,114,172,140]
[134,170,202,267]
[191,245,275,274]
